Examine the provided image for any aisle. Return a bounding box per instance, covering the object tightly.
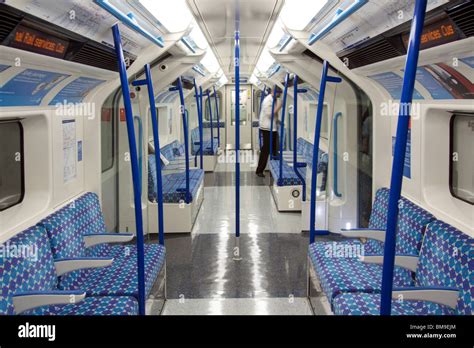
[158,160,313,315]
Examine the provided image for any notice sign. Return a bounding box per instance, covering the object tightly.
[0,69,69,106]
[63,120,77,183]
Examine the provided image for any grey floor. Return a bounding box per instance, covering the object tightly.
[155,158,317,315]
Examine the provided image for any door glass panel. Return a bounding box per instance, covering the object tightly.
[231,89,248,125]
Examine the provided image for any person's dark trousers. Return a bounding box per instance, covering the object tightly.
[256,129,279,174]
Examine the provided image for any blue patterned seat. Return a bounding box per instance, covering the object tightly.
[1,226,138,315]
[333,220,473,315]
[148,155,204,203]
[191,127,218,155]
[38,198,166,300]
[308,188,435,306]
[269,159,305,186]
[270,137,328,187]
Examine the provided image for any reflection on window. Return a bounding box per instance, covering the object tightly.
[101,95,115,173]
[0,121,24,211]
[231,89,248,125]
[204,94,222,122]
[450,114,474,204]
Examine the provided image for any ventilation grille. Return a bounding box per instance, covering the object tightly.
[70,43,135,72]
[339,38,404,69]
[447,1,474,37]
[0,8,22,43]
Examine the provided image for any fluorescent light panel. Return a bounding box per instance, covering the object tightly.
[281,0,329,30]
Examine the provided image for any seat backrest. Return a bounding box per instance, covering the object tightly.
[73,193,110,257]
[396,199,435,255]
[160,142,175,162]
[415,220,473,315]
[39,205,87,259]
[191,128,200,153]
[1,226,57,315]
[171,140,185,157]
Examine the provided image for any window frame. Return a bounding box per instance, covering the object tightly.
[449,113,474,205]
[0,120,25,212]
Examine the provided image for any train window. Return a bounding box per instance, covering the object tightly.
[0,121,24,212]
[450,114,474,205]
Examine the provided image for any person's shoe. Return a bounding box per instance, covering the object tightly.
[256,172,265,178]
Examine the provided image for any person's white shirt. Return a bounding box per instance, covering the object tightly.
[259,94,278,131]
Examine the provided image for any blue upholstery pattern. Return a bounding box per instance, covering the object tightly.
[23,296,138,316]
[415,220,473,315]
[332,220,472,315]
[1,226,58,315]
[191,127,218,155]
[202,121,225,128]
[149,154,204,203]
[0,226,138,316]
[308,188,436,306]
[162,170,204,203]
[269,137,327,187]
[59,243,166,298]
[269,159,305,186]
[39,198,166,299]
[333,293,454,315]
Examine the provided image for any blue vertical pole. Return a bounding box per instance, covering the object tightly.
[172,77,191,203]
[213,86,220,147]
[234,10,241,259]
[199,86,204,168]
[310,61,341,244]
[112,24,146,315]
[144,65,165,246]
[206,90,214,153]
[193,79,204,169]
[278,73,290,185]
[269,85,277,161]
[292,75,307,201]
[380,0,427,316]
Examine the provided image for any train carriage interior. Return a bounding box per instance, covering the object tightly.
[0,0,473,344]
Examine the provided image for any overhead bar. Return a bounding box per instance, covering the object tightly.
[308,0,368,45]
[97,0,165,47]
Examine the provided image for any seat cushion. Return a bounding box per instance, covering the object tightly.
[59,244,166,298]
[415,221,473,315]
[22,296,138,316]
[333,293,455,315]
[269,159,305,186]
[308,242,414,307]
[161,169,204,203]
[192,139,218,155]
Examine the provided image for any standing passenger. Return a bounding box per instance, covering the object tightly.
[255,86,282,177]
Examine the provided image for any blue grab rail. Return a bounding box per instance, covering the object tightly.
[308,0,368,45]
[96,0,164,48]
[235,29,240,240]
[292,75,308,201]
[333,112,343,198]
[213,86,220,147]
[278,73,290,185]
[310,61,342,244]
[269,85,278,160]
[206,90,214,153]
[112,24,146,315]
[132,64,166,246]
[134,116,143,188]
[193,79,204,169]
[169,78,191,203]
[380,0,427,316]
